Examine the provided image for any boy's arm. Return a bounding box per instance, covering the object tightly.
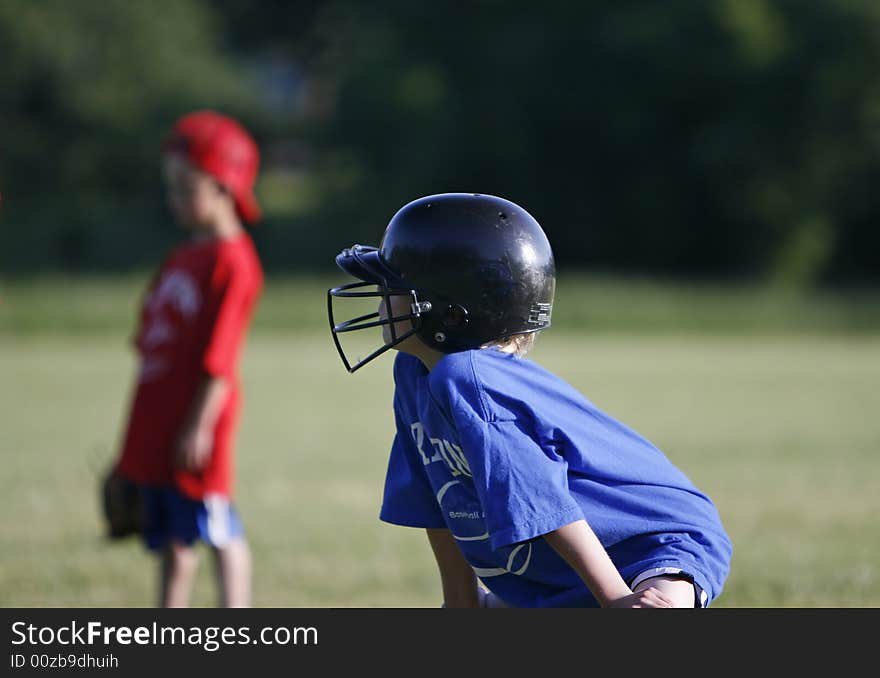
[426,528,481,608]
[543,519,674,608]
[174,374,229,472]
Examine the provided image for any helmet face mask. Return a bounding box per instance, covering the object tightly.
[327,275,432,373]
[328,194,556,373]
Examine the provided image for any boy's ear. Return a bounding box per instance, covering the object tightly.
[213,182,238,211]
[441,304,469,328]
[213,180,231,197]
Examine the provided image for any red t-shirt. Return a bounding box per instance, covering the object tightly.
[116,232,263,499]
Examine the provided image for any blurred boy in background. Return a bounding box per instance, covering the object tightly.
[111,110,264,607]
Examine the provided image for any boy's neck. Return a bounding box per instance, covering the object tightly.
[191,214,245,241]
[399,342,444,372]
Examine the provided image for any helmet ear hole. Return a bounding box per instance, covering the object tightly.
[441,304,469,328]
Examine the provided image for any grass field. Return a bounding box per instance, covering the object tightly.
[1,274,878,607]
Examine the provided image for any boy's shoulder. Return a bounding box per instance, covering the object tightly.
[160,236,262,292]
[217,232,260,262]
[437,349,588,420]
[394,349,552,400]
[429,349,475,382]
[210,234,264,284]
[431,348,526,384]
[391,351,476,395]
[429,349,537,419]
[157,239,206,275]
[165,236,222,263]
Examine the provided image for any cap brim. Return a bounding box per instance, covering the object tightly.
[235,190,262,225]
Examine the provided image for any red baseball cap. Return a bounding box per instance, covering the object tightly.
[164,110,262,224]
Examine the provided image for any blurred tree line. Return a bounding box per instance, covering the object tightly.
[1,0,879,285]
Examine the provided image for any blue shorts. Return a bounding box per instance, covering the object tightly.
[140,486,244,551]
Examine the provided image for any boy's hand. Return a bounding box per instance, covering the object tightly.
[606,586,674,608]
[174,424,214,471]
[174,376,227,472]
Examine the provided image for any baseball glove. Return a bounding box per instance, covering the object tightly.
[100,465,144,540]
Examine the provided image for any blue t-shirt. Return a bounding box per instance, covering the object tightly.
[380,350,733,607]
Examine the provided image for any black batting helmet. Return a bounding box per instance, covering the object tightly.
[328,192,556,372]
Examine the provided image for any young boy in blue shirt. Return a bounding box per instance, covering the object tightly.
[327,193,732,608]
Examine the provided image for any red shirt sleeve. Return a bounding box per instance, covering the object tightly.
[200,246,260,378]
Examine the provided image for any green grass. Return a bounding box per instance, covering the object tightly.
[3,272,880,335]
[1,275,878,607]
